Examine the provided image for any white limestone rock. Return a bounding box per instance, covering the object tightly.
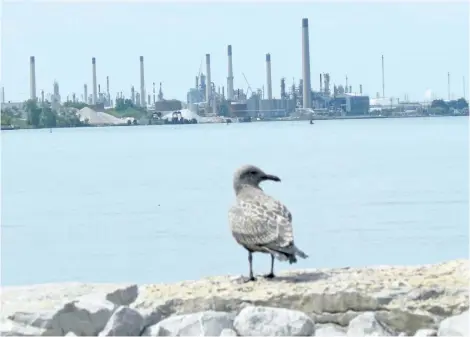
[220,328,237,336]
[233,305,315,336]
[347,312,396,336]
[142,311,235,336]
[8,295,115,335]
[437,310,469,336]
[414,328,437,336]
[99,306,144,336]
[0,318,47,336]
[105,284,139,306]
[314,323,347,336]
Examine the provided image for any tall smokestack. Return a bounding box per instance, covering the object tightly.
[140,56,145,107]
[301,18,312,109]
[84,84,88,103]
[1,87,5,104]
[131,86,135,104]
[206,54,212,106]
[381,55,385,98]
[106,76,110,95]
[447,72,450,100]
[463,76,466,100]
[30,56,37,101]
[153,82,156,105]
[92,57,97,104]
[227,45,234,100]
[266,53,273,101]
[359,84,363,95]
[320,74,323,93]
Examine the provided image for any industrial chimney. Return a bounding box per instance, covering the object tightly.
[131,86,135,104]
[301,18,312,109]
[205,54,212,106]
[106,76,110,96]
[30,56,37,101]
[266,53,273,101]
[1,87,5,104]
[92,57,97,104]
[359,84,363,95]
[320,74,323,93]
[227,45,234,100]
[153,82,156,105]
[140,56,146,107]
[84,84,88,103]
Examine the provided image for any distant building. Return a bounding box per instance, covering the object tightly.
[1,101,25,111]
[330,93,370,115]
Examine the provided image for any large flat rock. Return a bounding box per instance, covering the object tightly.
[1,259,468,336]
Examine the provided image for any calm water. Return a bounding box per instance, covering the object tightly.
[1,117,468,286]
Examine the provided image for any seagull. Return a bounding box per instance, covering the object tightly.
[228,164,308,282]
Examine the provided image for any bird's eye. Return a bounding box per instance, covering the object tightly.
[249,170,257,175]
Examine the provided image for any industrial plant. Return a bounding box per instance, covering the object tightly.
[1,17,467,129]
[186,18,371,121]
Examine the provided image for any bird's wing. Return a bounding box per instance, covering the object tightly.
[229,192,294,248]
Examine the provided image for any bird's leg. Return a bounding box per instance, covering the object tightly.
[263,254,276,279]
[243,251,256,282]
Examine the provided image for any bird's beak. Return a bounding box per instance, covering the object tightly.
[262,174,281,182]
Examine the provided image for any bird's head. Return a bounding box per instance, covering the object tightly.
[233,164,281,193]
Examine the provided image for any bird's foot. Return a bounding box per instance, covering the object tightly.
[231,275,257,284]
[242,275,257,283]
[263,273,276,279]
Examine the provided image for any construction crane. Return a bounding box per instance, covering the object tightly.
[242,73,253,98]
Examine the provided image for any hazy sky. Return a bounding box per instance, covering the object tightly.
[1,1,469,103]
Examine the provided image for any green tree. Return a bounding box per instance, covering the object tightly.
[25,99,42,127]
[40,107,57,128]
[1,111,12,125]
[115,98,135,111]
[63,101,88,110]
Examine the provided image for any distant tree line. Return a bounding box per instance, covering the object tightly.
[22,99,88,128]
[1,106,22,126]
[62,101,89,110]
[429,98,468,115]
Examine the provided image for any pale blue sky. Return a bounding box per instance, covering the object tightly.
[1,1,469,103]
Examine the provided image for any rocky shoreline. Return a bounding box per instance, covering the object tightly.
[1,259,468,336]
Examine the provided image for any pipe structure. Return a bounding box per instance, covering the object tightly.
[92,57,97,104]
[30,56,37,101]
[227,45,234,100]
[140,56,146,107]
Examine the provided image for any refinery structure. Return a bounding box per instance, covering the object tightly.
[185,17,371,119]
[4,17,462,123]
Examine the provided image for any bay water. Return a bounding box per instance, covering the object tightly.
[1,117,468,286]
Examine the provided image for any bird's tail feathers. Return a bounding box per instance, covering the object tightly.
[265,248,289,262]
[264,244,308,264]
[293,245,309,259]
